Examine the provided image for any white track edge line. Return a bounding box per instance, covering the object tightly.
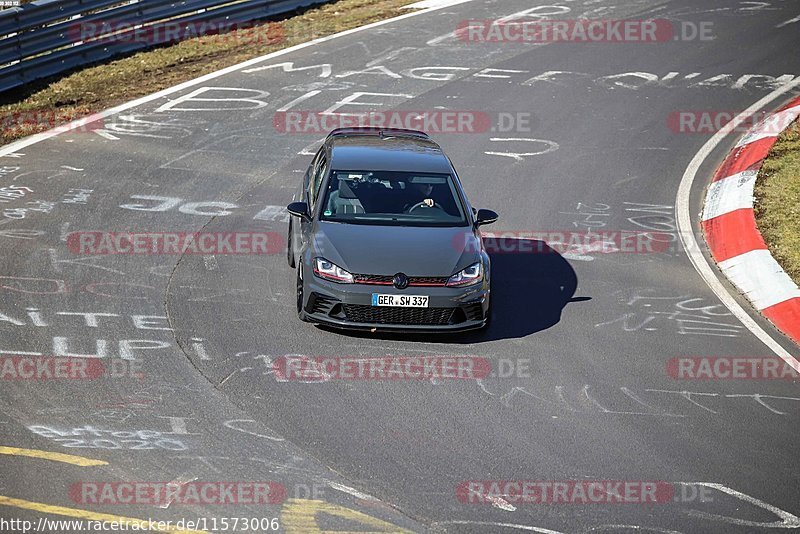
[0,0,475,157]
[677,79,800,370]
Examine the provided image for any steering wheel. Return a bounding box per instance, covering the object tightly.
[407,201,445,213]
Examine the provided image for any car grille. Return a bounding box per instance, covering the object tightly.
[352,274,392,285]
[342,304,455,325]
[352,274,448,287]
[409,276,450,286]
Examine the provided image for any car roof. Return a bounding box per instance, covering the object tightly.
[326,128,453,174]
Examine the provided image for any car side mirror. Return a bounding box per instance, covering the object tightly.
[287,201,311,221]
[475,208,498,226]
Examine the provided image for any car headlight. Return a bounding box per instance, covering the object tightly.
[313,257,354,283]
[446,262,483,287]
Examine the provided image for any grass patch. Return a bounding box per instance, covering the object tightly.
[0,0,417,145]
[754,118,800,281]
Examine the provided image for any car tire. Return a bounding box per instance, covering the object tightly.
[287,220,296,268]
[296,265,309,322]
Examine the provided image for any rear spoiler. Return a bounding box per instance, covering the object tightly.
[326,127,431,140]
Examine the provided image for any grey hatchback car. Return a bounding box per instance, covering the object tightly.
[287,127,498,332]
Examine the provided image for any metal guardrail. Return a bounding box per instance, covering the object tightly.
[0,0,329,93]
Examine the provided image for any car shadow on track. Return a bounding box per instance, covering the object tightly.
[318,238,589,344]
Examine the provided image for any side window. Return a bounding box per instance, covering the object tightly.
[308,155,327,209]
[304,148,323,202]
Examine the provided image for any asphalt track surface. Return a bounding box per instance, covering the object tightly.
[1,0,800,532]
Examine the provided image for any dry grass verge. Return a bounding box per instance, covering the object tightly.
[754,118,800,281]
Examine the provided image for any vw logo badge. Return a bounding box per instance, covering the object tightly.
[393,273,409,289]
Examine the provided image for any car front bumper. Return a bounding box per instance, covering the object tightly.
[301,270,490,332]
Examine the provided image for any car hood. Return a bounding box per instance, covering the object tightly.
[312,222,481,276]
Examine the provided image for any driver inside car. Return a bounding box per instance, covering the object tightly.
[403,180,436,211]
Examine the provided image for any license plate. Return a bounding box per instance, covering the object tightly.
[371,294,429,307]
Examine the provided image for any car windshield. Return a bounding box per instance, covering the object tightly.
[320,170,468,226]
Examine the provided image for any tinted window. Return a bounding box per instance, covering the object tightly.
[320,170,467,227]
